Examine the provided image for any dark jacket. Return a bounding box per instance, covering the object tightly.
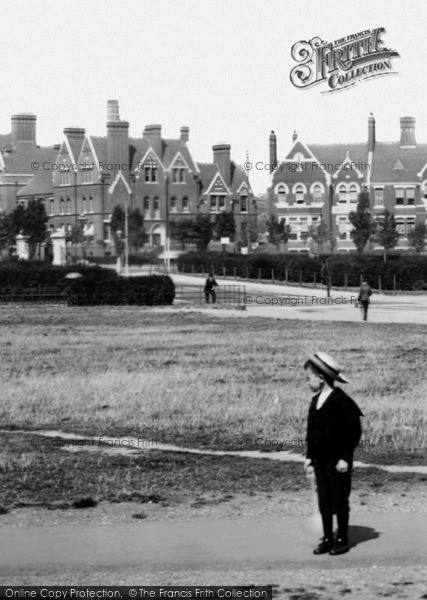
[204,277,218,292]
[306,387,363,464]
[358,283,372,303]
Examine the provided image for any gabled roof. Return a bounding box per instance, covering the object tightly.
[309,143,367,171]
[230,163,251,194]
[370,142,427,183]
[197,163,220,191]
[2,142,55,175]
[90,136,108,164]
[17,165,53,197]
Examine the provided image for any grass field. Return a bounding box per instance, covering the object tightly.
[0,304,425,509]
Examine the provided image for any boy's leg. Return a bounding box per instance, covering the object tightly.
[329,466,352,554]
[313,462,334,554]
[212,290,216,303]
[205,292,209,303]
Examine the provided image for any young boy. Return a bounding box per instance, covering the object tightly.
[204,273,218,304]
[304,351,363,555]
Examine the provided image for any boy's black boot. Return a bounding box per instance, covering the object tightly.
[329,538,350,555]
[314,513,334,554]
[313,537,334,554]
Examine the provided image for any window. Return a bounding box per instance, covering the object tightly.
[170,197,177,212]
[277,186,287,205]
[396,218,405,236]
[349,185,358,203]
[143,197,150,218]
[312,185,322,203]
[182,197,189,212]
[49,198,54,215]
[153,197,160,219]
[172,168,185,183]
[60,170,70,185]
[406,217,415,233]
[240,195,248,212]
[395,188,404,205]
[374,188,384,206]
[338,187,347,203]
[66,197,72,214]
[82,196,87,213]
[145,166,157,183]
[82,165,92,184]
[209,195,226,212]
[406,188,415,205]
[89,196,94,213]
[60,198,65,215]
[103,224,110,241]
[295,185,305,204]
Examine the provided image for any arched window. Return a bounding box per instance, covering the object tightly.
[337,185,347,203]
[82,196,87,213]
[182,197,189,212]
[153,197,160,219]
[89,195,94,213]
[312,184,323,203]
[294,184,305,204]
[66,197,71,214]
[170,196,177,212]
[49,198,54,215]
[277,185,287,205]
[349,185,358,203]
[60,198,65,215]
[143,197,150,218]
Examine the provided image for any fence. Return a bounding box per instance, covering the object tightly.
[174,285,245,306]
[0,286,69,304]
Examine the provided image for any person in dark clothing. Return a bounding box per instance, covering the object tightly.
[357,280,372,321]
[304,352,363,556]
[204,273,218,303]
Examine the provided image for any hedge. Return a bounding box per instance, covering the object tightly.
[177,251,427,291]
[177,252,322,283]
[0,260,175,305]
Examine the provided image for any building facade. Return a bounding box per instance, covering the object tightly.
[268,115,427,252]
[0,100,253,253]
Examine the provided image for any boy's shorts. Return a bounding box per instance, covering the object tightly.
[314,461,352,514]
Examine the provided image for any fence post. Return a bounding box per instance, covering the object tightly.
[393,274,396,295]
[378,275,382,294]
[271,269,275,284]
[223,266,226,279]
[258,268,261,283]
[299,270,302,286]
[344,273,348,291]
[314,272,317,288]
[234,267,237,281]
[285,268,288,284]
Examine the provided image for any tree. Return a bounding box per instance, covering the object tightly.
[128,208,148,251]
[193,214,213,251]
[308,220,330,254]
[240,219,258,247]
[7,200,49,259]
[110,206,125,256]
[349,190,374,254]
[66,224,85,246]
[266,215,291,247]
[170,218,196,250]
[0,213,17,254]
[407,223,427,254]
[374,210,400,262]
[213,211,235,241]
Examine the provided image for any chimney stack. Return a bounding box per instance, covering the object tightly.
[107,99,120,123]
[180,126,189,142]
[213,143,231,186]
[11,113,36,147]
[269,130,277,174]
[368,113,376,152]
[400,116,416,147]
[63,127,86,143]
[292,131,298,142]
[106,100,129,177]
[143,124,162,157]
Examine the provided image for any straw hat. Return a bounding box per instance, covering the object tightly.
[306,351,349,384]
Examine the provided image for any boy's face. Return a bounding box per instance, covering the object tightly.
[305,368,324,393]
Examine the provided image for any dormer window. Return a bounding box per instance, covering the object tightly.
[295,184,305,204]
[82,164,93,184]
[145,165,157,183]
[60,170,70,186]
[172,167,186,183]
[240,195,248,212]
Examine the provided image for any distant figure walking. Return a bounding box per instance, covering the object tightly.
[358,280,372,321]
[204,273,218,304]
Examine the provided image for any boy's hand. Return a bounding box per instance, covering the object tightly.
[336,459,348,473]
[304,459,314,477]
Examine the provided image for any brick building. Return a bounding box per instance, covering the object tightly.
[268,115,427,252]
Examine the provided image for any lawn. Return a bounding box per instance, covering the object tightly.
[0,305,425,462]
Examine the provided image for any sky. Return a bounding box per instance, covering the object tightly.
[1,0,426,194]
